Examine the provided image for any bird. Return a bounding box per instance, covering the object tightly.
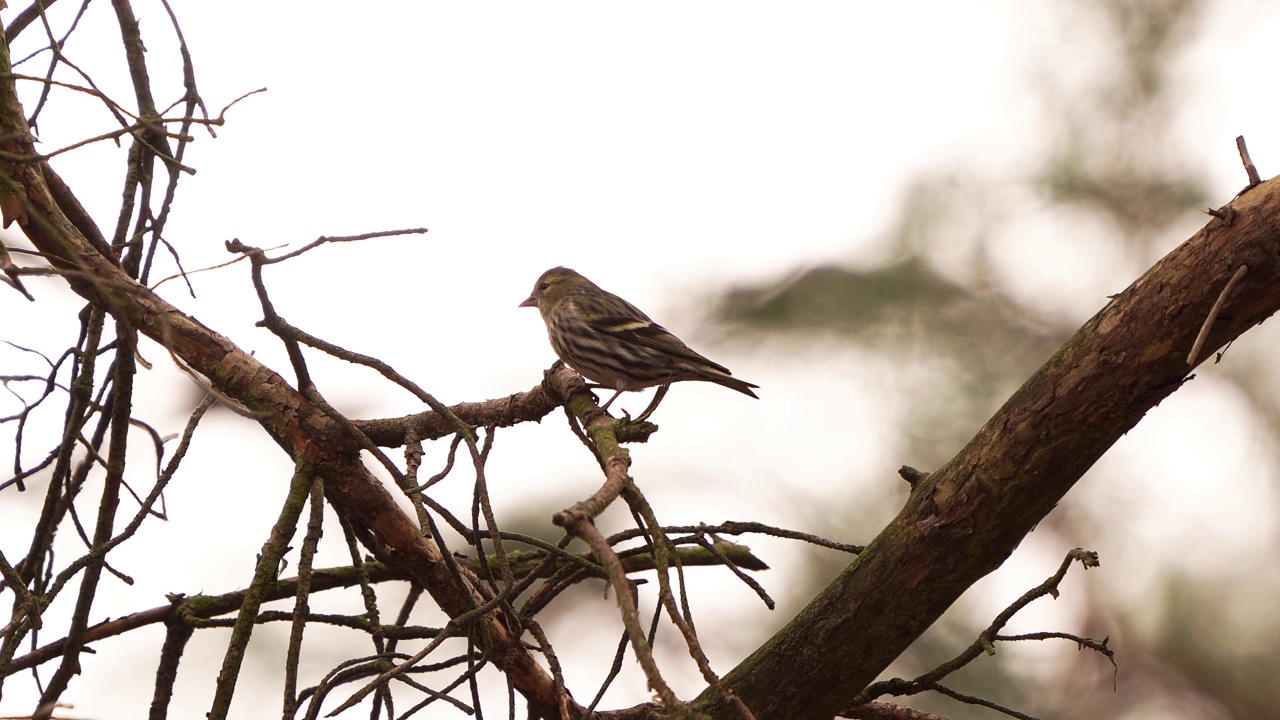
[520,266,759,421]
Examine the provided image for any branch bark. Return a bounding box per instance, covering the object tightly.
[696,181,1280,718]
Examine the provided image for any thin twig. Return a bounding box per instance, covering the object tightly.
[208,461,318,720]
[1187,264,1248,366]
[262,228,428,265]
[33,319,138,720]
[851,549,1106,713]
[1236,135,1261,187]
[283,478,327,718]
[624,487,758,719]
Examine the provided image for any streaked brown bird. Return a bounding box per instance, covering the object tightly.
[520,266,759,420]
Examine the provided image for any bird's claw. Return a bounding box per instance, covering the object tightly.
[631,384,670,424]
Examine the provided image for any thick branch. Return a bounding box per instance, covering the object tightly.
[699,180,1280,718]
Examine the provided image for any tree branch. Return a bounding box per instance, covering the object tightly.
[698,178,1280,718]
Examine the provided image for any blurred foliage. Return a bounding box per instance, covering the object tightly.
[720,255,1066,391]
[1037,0,1211,240]
[716,0,1280,718]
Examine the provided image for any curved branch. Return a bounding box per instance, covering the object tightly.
[699,179,1280,718]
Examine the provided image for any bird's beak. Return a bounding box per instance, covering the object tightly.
[519,295,537,309]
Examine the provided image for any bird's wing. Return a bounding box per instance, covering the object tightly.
[589,314,733,375]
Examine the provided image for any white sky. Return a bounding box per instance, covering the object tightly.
[4,2,1280,718]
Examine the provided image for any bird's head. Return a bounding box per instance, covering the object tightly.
[519,266,593,315]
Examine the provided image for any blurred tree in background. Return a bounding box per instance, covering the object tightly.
[717,1,1280,718]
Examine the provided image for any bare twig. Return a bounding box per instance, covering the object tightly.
[34,320,138,720]
[570,517,678,706]
[261,227,428,265]
[1187,264,1248,366]
[208,462,318,720]
[623,487,757,719]
[282,478,327,718]
[1236,135,1262,188]
[849,549,1108,717]
[0,241,34,300]
[609,519,861,556]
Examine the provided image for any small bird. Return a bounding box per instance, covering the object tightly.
[520,266,759,420]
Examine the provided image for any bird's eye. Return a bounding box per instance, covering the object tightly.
[538,282,550,291]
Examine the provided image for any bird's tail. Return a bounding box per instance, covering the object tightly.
[708,373,760,399]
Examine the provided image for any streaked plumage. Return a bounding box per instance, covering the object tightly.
[520,267,759,418]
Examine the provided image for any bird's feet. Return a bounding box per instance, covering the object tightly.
[631,384,671,424]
